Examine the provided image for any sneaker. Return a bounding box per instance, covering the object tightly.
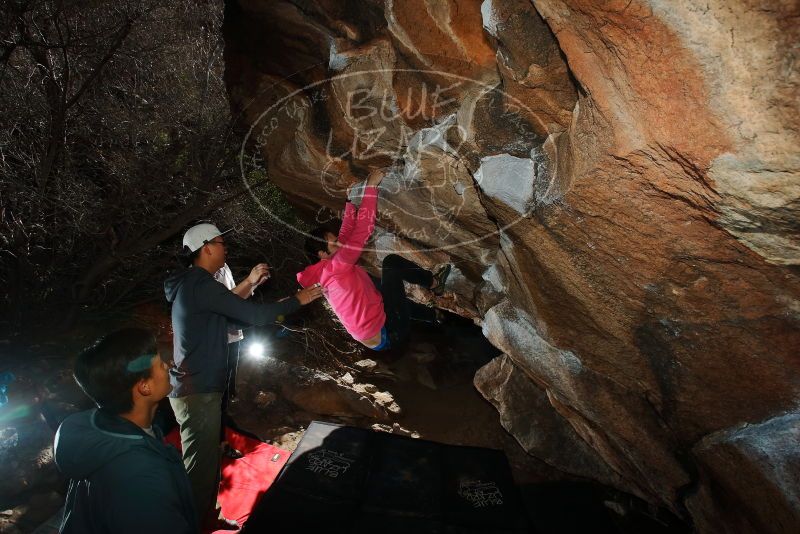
[431,264,452,296]
[222,447,244,460]
[223,444,244,459]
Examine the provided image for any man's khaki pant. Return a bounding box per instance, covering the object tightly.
[169,392,223,527]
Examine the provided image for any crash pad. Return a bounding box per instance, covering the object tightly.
[164,426,289,530]
[242,421,530,534]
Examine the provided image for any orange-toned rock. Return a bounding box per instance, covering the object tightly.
[481,0,576,136]
[533,0,800,264]
[224,0,800,530]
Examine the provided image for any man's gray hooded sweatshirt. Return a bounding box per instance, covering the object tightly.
[54,409,198,534]
[164,266,300,397]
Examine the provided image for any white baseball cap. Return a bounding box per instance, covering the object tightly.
[182,223,233,253]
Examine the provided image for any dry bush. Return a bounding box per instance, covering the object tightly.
[0,0,295,329]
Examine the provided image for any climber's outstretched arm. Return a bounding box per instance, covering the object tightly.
[337,164,363,244]
[335,170,383,265]
[337,199,358,244]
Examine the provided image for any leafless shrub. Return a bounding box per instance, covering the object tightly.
[0,0,293,328]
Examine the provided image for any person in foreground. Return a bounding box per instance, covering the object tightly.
[54,328,198,534]
[298,168,451,351]
[165,223,323,531]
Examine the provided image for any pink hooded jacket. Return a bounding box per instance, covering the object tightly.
[296,186,386,341]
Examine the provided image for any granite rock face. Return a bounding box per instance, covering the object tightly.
[474,353,624,488]
[686,411,800,534]
[223,0,800,530]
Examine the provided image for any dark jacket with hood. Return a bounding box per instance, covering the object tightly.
[54,409,198,534]
[164,265,300,397]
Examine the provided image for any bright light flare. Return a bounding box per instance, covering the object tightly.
[247,342,266,359]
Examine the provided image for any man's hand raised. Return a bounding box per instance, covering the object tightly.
[247,263,270,287]
[296,283,324,305]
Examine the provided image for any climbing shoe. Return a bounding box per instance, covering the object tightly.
[223,443,244,460]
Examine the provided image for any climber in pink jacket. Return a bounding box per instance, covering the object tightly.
[296,168,451,350]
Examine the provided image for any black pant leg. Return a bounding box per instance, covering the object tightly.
[382,254,434,288]
[380,257,410,343]
[409,300,436,323]
[380,255,437,343]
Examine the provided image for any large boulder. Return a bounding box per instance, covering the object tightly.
[223,0,800,530]
[686,411,800,533]
[474,354,623,488]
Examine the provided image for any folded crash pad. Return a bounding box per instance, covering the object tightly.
[242,421,530,534]
[164,426,289,529]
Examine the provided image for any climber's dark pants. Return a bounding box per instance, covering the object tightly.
[377,254,435,348]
